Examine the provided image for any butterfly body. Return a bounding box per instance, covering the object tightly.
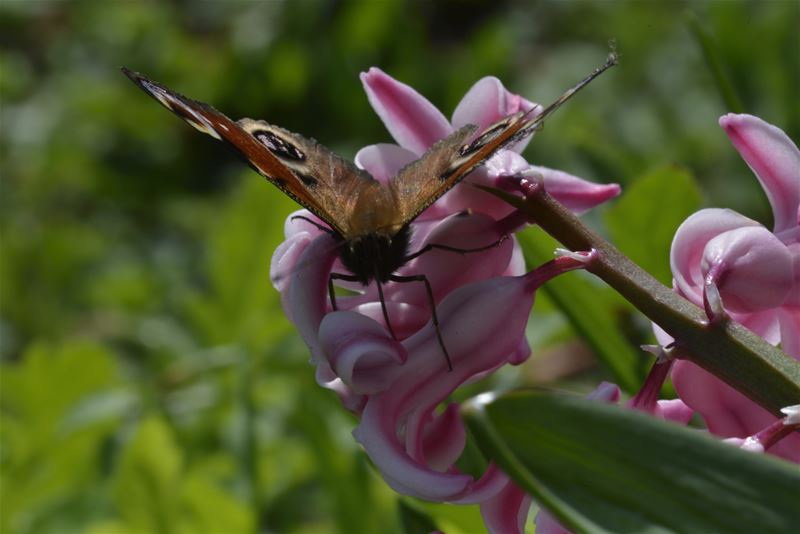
[336,226,411,285]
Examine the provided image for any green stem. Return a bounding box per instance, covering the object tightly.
[492,184,800,415]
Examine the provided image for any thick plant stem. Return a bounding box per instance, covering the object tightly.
[491,182,800,415]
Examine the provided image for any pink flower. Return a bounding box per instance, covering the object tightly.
[358,67,620,221]
[663,114,800,461]
[270,67,622,534]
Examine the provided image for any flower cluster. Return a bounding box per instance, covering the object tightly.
[270,68,620,532]
[540,113,799,534]
[658,114,800,462]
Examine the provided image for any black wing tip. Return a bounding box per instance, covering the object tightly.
[120,66,145,84]
[120,66,161,96]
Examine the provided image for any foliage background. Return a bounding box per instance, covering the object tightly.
[1,1,797,533]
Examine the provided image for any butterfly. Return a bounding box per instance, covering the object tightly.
[122,54,617,370]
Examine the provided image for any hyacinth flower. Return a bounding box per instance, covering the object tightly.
[270,69,622,532]
[660,114,800,461]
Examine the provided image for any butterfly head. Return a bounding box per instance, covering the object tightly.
[338,226,412,285]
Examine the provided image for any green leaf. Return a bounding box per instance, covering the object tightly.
[398,500,439,534]
[464,390,800,533]
[518,229,643,392]
[1,342,121,534]
[605,166,702,285]
[113,417,183,534]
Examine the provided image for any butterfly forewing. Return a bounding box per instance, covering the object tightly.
[121,68,367,236]
[390,110,537,226]
[237,119,378,238]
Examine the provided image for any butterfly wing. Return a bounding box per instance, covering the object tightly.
[122,68,374,236]
[390,111,538,225]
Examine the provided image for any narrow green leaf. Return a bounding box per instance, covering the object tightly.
[518,229,643,392]
[464,391,800,533]
[685,10,745,114]
[605,165,701,285]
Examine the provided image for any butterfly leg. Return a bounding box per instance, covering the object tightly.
[329,272,399,341]
[290,215,335,234]
[328,272,360,311]
[388,273,453,372]
[403,234,509,263]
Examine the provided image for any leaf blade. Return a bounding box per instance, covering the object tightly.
[464,390,800,533]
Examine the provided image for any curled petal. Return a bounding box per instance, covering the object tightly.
[507,335,531,365]
[354,260,588,500]
[421,404,466,471]
[702,226,793,313]
[316,372,365,413]
[319,311,406,395]
[354,143,416,185]
[670,208,761,306]
[353,276,538,500]
[355,395,474,500]
[530,165,621,215]
[450,464,510,505]
[283,209,329,239]
[346,300,429,339]
[720,114,800,234]
[270,232,313,297]
[285,235,338,360]
[479,479,531,534]
[360,67,452,155]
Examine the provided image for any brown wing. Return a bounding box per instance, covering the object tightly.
[390,52,620,226]
[122,68,374,236]
[390,112,535,225]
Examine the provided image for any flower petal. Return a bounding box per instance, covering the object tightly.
[720,114,800,234]
[479,480,531,534]
[399,211,514,305]
[452,76,537,130]
[421,404,466,471]
[534,510,572,534]
[355,143,416,185]
[361,67,452,155]
[284,234,338,360]
[701,226,793,313]
[653,399,694,424]
[530,165,621,215]
[319,310,407,394]
[670,208,761,306]
[671,361,800,462]
[779,307,800,358]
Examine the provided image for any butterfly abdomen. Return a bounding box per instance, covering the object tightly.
[338,225,412,285]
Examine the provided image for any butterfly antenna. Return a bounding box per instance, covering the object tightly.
[521,51,618,133]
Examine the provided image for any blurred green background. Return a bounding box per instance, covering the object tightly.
[1,1,797,533]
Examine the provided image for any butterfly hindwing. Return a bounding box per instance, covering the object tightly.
[121,68,373,235]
